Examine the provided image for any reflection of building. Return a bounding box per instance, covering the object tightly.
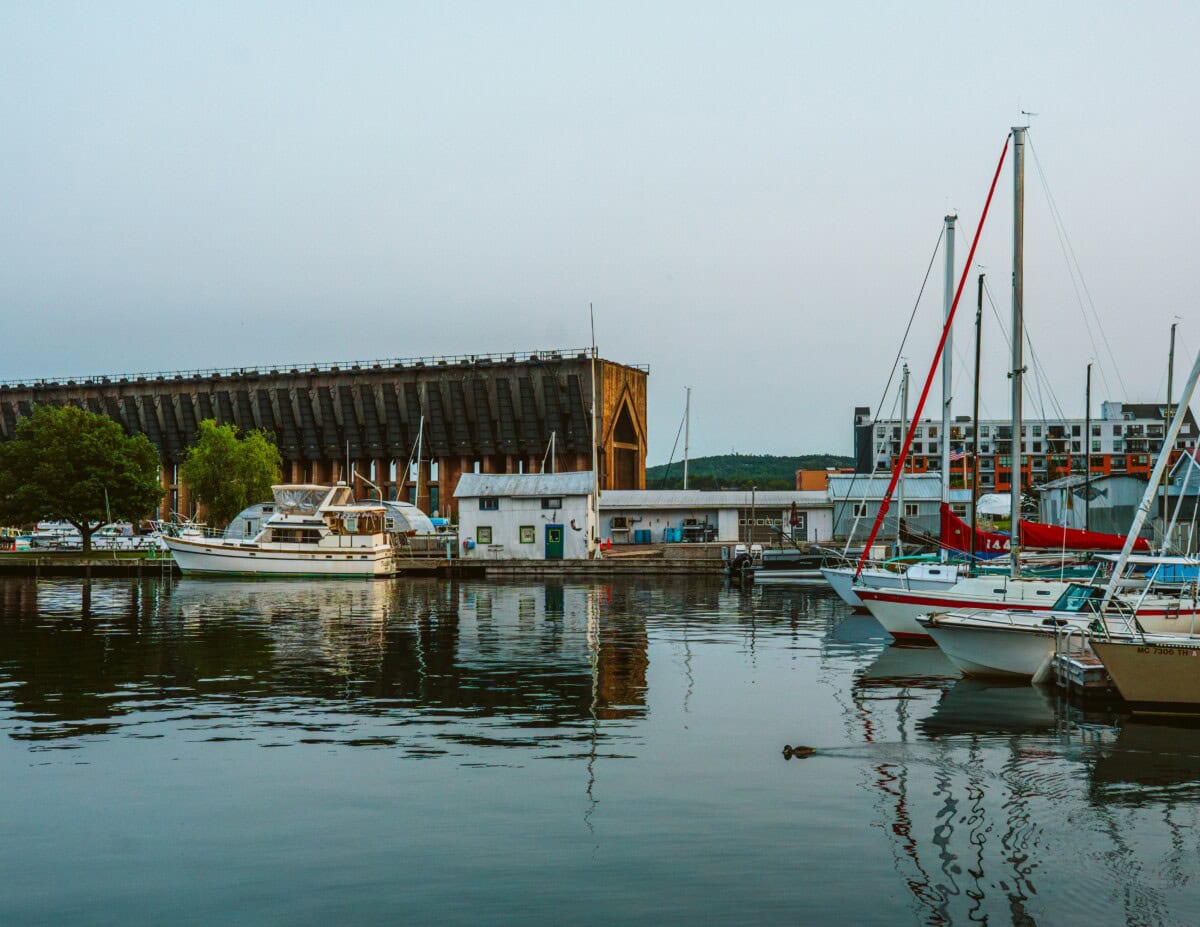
[0,578,652,739]
[0,349,648,518]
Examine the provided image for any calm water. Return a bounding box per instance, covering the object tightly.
[2,577,1200,926]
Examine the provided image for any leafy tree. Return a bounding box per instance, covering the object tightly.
[0,404,162,552]
[180,419,282,527]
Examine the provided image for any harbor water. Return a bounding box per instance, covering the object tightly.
[3,576,1200,925]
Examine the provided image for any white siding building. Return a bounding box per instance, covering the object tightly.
[454,471,594,560]
[598,490,833,545]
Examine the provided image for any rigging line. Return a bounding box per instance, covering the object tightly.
[657,403,688,489]
[856,133,1011,577]
[833,223,946,536]
[982,278,1069,425]
[1027,132,1128,399]
[838,379,905,547]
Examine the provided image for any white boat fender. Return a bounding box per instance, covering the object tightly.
[1031,652,1056,686]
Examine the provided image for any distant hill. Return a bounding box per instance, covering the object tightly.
[645,454,854,491]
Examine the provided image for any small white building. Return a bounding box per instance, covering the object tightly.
[454,471,594,560]
[598,490,834,545]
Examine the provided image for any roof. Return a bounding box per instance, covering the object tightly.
[827,473,947,501]
[600,489,830,510]
[1095,553,1200,566]
[1035,473,1145,491]
[454,470,594,499]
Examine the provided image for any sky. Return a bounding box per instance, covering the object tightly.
[2,2,1198,465]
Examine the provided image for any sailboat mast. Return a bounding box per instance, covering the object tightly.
[683,387,691,490]
[1085,363,1093,532]
[414,414,425,511]
[1009,125,1026,578]
[971,272,983,565]
[1102,346,1200,608]
[897,363,910,557]
[590,303,601,558]
[940,214,957,563]
[1163,322,1177,547]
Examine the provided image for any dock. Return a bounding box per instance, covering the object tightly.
[0,545,727,580]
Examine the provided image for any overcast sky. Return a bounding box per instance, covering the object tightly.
[2,2,1197,464]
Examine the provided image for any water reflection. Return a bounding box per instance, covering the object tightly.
[857,641,1200,925]
[6,578,1200,924]
[0,577,653,747]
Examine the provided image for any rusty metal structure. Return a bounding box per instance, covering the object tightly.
[0,349,648,518]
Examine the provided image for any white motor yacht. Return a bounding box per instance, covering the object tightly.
[162,484,400,577]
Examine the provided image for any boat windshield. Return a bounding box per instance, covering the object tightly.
[1051,583,1104,613]
[272,487,328,514]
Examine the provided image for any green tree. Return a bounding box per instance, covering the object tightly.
[180,419,282,527]
[0,404,162,553]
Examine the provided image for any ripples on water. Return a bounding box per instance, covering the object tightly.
[2,577,1200,925]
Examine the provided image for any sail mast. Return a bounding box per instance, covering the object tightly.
[971,272,983,565]
[940,214,957,563]
[1085,363,1093,532]
[1102,347,1200,608]
[897,364,909,557]
[1009,125,1026,578]
[683,386,691,491]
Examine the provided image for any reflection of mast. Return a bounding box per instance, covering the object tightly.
[584,583,600,838]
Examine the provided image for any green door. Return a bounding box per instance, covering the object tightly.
[545,524,564,560]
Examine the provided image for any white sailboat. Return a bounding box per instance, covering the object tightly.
[824,216,964,607]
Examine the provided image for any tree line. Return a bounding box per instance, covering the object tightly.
[0,405,281,552]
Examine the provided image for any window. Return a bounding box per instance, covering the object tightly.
[479,497,499,511]
[1032,442,1042,453]
[1113,440,1123,452]
[928,426,937,438]
[980,425,990,437]
[1072,441,1081,453]
[1091,440,1101,453]
[477,526,493,544]
[473,460,481,474]
[1092,425,1101,436]
[1072,425,1081,436]
[429,461,439,481]
[519,525,535,544]
[876,425,886,438]
[1032,425,1042,437]
[541,497,562,509]
[852,502,869,518]
[904,502,919,517]
[951,503,968,517]
[1112,424,1122,435]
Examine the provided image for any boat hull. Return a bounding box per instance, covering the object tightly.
[163,536,398,577]
[1092,640,1200,709]
[924,620,1062,679]
[820,566,960,609]
[859,583,1065,641]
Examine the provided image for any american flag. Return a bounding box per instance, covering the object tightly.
[949,448,968,462]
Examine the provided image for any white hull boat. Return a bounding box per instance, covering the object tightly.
[162,534,398,577]
[163,483,400,578]
[919,585,1200,679]
[821,563,961,608]
[858,577,1070,640]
